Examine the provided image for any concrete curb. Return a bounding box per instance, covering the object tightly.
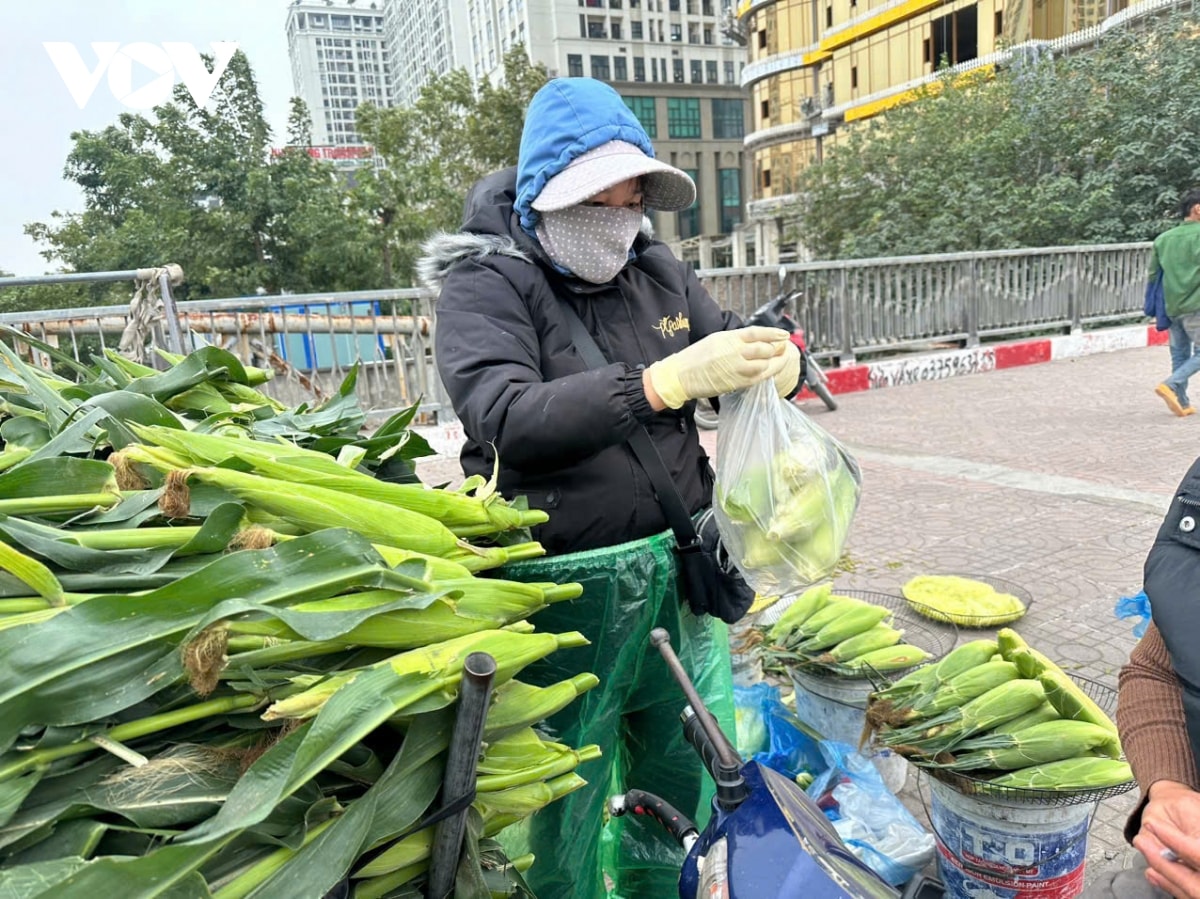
[815,323,1168,397]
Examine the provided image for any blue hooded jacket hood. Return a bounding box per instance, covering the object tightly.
[515,78,655,234]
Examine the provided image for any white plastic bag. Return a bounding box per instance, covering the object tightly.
[712,379,861,595]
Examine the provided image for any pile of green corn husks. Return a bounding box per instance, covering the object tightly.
[0,335,597,897]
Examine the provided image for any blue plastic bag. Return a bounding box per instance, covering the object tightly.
[1116,590,1152,637]
[806,741,935,886]
[733,682,824,780]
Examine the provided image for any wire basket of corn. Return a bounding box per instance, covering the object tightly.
[918,674,1135,806]
[901,573,1034,629]
[781,589,957,683]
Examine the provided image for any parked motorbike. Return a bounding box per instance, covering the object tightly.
[695,269,837,430]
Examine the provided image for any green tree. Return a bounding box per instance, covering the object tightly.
[788,11,1200,259]
[0,267,91,315]
[353,45,547,286]
[26,52,381,304]
[470,48,552,169]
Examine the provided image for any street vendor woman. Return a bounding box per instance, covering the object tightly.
[419,77,801,898]
[1083,454,1200,899]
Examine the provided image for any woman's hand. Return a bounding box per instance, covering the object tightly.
[644,327,791,411]
[772,341,802,397]
[1134,780,1200,898]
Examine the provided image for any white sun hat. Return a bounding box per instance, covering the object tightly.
[530,140,697,213]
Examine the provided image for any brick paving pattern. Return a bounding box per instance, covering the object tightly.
[417,341,1198,893]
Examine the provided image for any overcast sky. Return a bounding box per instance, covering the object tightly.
[0,0,298,275]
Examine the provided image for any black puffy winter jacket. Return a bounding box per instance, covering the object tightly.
[419,168,740,555]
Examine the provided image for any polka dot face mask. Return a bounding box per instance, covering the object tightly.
[535,205,644,284]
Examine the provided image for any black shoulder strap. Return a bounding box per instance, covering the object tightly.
[560,303,702,551]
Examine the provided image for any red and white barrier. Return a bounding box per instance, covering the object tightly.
[806,324,1168,398]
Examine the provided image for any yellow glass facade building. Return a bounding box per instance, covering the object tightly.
[738,0,1131,208]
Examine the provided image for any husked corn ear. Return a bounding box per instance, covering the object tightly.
[354,827,434,879]
[315,597,528,649]
[996,627,1030,659]
[989,701,1060,736]
[819,624,902,664]
[153,463,467,557]
[353,862,426,899]
[768,582,832,641]
[446,541,546,572]
[0,540,64,607]
[881,679,1046,754]
[871,666,937,703]
[482,773,586,837]
[371,544,474,581]
[436,577,581,619]
[476,744,601,792]
[406,629,587,687]
[477,727,565,774]
[985,757,1133,791]
[474,781,557,816]
[130,423,547,533]
[869,662,1019,732]
[934,720,1119,771]
[358,775,586,882]
[844,643,929,673]
[906,662,1021,721]
[0,446,31,472]
[931,639,1002,683]
[794,596,868,637]
[872,639,999,705]
[483,674,601,740]
[741,531,784,569]
[997,628,1059,679]
[765,479,830,542]
[264,630,588,720]
[1038,669,1119,741]
[797,603,890,651]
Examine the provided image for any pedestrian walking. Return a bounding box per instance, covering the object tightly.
[1152,189,1200,416]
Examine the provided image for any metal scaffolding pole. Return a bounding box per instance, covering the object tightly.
[0,268,164,289]
[0,264,185,354]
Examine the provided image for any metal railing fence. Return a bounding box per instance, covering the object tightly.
[700,242,1152,362]
[0,242,1154,417]
[0,277,442,418]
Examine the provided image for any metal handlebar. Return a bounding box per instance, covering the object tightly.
[650,628,749,811]
[650,628,740,769]
[609,789,699,852]
[746,290,803,329]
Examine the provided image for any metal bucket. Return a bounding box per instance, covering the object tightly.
[790,667,908,793]
[928,777,1091,899]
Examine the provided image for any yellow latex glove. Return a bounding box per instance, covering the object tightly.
[646,326,792,410]
[774,341,802,397]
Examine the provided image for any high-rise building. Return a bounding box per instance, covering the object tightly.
[383,0,474,107]
[736,0,1156,261]
[297,1,751,255]
[285,0,391,147]
[454,0,752,260]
